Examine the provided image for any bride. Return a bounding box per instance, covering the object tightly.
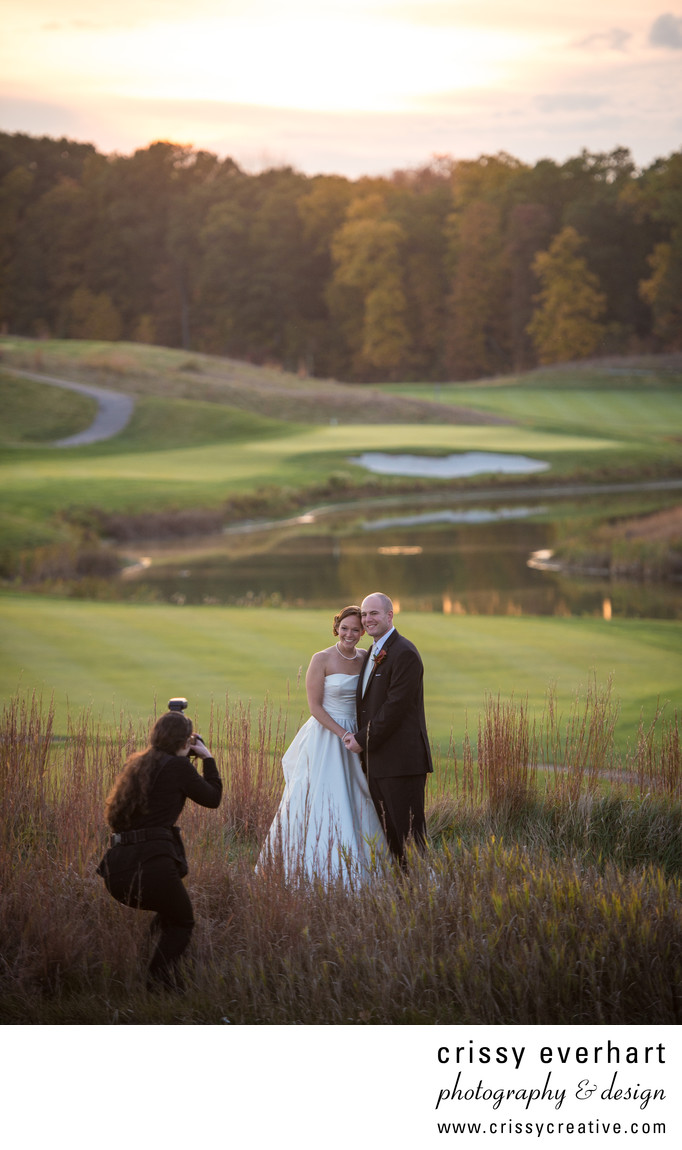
[257,605,388,884]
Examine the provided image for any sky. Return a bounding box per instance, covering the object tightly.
[1,1,681,177]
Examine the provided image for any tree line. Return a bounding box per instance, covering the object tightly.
[0,131,680,381]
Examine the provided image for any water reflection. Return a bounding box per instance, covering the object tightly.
[120,493,681,620]
[365,507,543,530]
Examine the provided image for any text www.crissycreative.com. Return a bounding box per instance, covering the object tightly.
[436,1119,666,1136]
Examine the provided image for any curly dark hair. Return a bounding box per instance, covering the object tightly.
[332,605,363,636]
[105,711,193,831]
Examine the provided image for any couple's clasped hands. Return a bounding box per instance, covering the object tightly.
[343,731,362,755]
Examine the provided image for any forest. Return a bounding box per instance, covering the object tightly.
[0,131,680,382]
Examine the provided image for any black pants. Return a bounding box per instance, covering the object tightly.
[105,857,194,989]
[368,774,427,866]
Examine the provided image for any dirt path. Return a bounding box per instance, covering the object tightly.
[9,368,135,445]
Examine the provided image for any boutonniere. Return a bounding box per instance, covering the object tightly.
[372,647,387,666]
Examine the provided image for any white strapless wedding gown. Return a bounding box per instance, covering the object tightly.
[257,673,387,883]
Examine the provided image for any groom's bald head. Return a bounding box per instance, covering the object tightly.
[363,592,392,612]
[361,592,394,638]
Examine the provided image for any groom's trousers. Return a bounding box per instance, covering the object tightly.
[368,773,427,865]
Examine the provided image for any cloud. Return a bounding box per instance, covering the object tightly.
[0,94,86,137]
[534,93,609,114]
[382,2,492,27]
[380,1,554,31]
[42,19,141,32]
[574,27,631,52]
[649,13,682,48]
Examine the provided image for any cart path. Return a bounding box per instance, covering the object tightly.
[9,367,135,446]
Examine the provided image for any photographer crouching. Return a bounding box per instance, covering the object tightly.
[97,703,222,992]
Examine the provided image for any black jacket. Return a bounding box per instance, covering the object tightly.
[97,753,222,880]
[355,629,433,779]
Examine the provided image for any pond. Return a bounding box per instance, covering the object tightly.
[119,487,682,620]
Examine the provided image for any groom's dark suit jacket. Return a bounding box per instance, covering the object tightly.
[355,629,433,779]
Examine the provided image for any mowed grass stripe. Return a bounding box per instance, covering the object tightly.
[2,597,679,751]
[0,424,623,490]
[384,387,682,440]
[4,423,622,472]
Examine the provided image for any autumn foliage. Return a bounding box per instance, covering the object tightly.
[1,135,681,381]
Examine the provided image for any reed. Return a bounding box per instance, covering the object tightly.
[0,688,680,1024]
[478,692,534,814]
[630,702,681,798]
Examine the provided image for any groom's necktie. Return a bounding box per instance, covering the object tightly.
[362,644,376,695]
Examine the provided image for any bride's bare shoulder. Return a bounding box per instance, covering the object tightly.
[308,646,335,669]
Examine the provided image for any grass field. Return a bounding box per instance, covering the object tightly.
[1,596,679,753]
[386,373,682,441]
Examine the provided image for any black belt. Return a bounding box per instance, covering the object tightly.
[110,826,177,847]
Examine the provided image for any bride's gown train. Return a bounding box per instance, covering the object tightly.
[258,673,387,882]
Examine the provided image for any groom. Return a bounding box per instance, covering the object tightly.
[343,592,432,865]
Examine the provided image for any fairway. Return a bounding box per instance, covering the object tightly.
[0,417,626,522]
[384,383,682,442]
[3,422,622,486]
[1,595,679,752]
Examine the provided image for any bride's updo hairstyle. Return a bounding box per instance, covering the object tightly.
[333,605,363,635]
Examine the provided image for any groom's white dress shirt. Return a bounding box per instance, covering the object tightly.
[362,626,395,695]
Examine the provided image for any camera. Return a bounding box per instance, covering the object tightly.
[168,697,204,755]
[188,734,205,757]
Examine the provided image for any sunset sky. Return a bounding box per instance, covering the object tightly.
[1,1,681,175]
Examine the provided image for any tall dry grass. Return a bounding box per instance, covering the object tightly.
[0,687,680,1024]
